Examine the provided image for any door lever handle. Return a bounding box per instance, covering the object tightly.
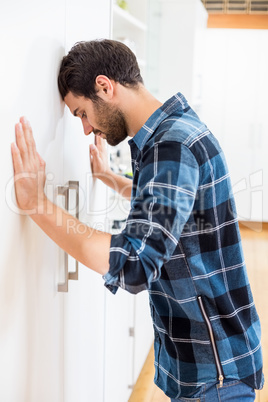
[57,181,79,292]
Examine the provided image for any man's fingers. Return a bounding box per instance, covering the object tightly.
[37,152,46,171]
[15,123,28,158]
[11,142,23,174]
[90,143,99,155]
[95,135,106,151]
[20,116,37,158]
[89,143,102,174]
[89,143,99,163]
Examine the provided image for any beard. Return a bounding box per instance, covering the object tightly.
[92,98,128,146]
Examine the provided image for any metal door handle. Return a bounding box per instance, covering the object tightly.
[57,181,79,292]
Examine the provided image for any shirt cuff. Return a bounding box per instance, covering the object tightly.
[102,271,120,295]
[102,232,130,294]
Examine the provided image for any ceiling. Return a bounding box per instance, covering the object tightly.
[201,0,268,13]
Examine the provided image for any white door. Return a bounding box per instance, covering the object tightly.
[133,292,154,383]
[104,289,136,402]
[0,1,66,401]
[63,1,112,401]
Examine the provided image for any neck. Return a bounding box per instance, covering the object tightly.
[115,84,163,137]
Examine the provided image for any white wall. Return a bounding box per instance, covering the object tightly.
[156,0,208,108]
[202,28,268,225]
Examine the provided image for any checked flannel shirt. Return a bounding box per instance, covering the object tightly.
[103,93,264,399]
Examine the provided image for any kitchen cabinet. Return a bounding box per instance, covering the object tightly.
[1,0,110,401]
[1,0,154,401]
[0,1,66,401]
[62,1,111,401]
[109,3,154,399]
[202,28,268,224]
[112,0,148,79]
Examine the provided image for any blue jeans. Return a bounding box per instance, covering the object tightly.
[170,379,256,401]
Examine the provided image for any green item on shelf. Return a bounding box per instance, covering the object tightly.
[125,172,133,179]
[117,0,129,11]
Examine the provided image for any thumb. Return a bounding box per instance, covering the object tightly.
[37,152,46,171]
[89,143,98,155]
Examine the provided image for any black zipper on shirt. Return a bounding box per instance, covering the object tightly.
[197,296,224,387]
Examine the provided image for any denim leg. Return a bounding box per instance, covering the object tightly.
[217,379,256,401]
[170,379,256,401]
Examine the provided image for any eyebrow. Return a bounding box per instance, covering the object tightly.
[73,108,79,117]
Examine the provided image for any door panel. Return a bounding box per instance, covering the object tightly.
[133,292,154,383]
[104,290,135,402]
[63,1,111,401]
[0,1,65,401]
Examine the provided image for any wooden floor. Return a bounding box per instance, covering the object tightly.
[129,224,268,402]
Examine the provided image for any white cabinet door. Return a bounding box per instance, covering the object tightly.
[0,1,66,401]
[63,1,111,401]
[133,292,154,383]
[104,290,135,402]
[62,109,109,402]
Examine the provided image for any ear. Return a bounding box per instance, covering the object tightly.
[95,75,114,101]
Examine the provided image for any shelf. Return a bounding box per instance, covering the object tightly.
[113,4,147,31]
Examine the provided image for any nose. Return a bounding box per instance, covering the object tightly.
[82,120,94,136]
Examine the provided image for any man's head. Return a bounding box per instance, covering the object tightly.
[58,39,143,102]
[58,39,144,146]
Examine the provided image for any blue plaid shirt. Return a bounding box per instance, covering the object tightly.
[103,93,264,398]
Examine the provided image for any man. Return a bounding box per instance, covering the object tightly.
[11,39,263,401]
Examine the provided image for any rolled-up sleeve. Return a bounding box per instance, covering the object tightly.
[103,141,199,294]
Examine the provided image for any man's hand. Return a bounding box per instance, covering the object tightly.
[90,135,132,200]
[89,135,112,180]
[11,117,46,214]
[10,117,111,275]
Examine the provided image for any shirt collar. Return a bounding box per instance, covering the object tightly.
[128,92,189,151]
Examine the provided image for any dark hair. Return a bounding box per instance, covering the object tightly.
[58,39,144,101]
